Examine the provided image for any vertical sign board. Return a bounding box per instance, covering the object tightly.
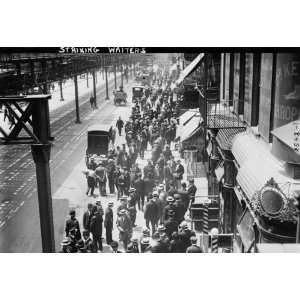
[225,53,231,101]
[233,53,240,114]
[244,53,254,125]
[258,53,273,141]
[273,53,300,129]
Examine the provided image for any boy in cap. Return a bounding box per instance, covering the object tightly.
[65,209,81,240]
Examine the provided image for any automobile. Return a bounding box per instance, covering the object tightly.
[113,88,127,105]
[85,124,112,167]
[132,86,145,103]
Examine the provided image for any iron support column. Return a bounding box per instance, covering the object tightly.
[31,96,55,252]
[114,65,117,89]
[92,70,97,108]
[59,80,64,101]
[105,67,109,100]
[74,75,81,123]
[31,144,55,252]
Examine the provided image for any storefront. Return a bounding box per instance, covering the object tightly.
[231,131,299,252]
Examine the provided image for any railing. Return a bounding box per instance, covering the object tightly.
[206,98,246,129]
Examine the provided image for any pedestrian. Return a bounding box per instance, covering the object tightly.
[174,160,184,190]
[90,94,95,109]
[164,210,179,238]
[178,182,190,212]
[89,205,103,252]
[174,193,186,225]
[169,232,183,253]
[84,168,97,197]
[178,221,196,252]
[116,209,132,251]
[106,159,116,194]
[104,201,114,245]
[95,162,107,196]
[187,178,197,205]
[110,240,123,253]
[116,116,124,136]
[144,195,159,235]
[65,209,81,240]
[82,230,94,252]
[83,203,93,232]
[117,197,128,216]
[153,190,164,225]
[133,173,145,210]
[117,170,126,198]
[128,196,137,227]
[186,236,204,253]
[163,196,176,223]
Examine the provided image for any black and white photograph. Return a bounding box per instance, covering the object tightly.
[1,2,300,300]
[1,49,300,254]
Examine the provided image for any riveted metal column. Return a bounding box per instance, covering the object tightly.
[59,80,64,101]
[105,66,109,100]
[92,70,97,108]
[31,95,55,252]
[74,74,81,123]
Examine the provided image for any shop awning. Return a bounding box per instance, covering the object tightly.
[179,109,199,126]
[233,132,300,200]
[216,128,246,151]
[271,121,300,153]
[256,243,300,253]
[176,53,205,85]
[232,132,275,167]
[178,113,203,142]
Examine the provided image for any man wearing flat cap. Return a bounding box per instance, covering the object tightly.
[116,209,132,251]
[104,202,114,245]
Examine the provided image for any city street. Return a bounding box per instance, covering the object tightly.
[0,71,128,252]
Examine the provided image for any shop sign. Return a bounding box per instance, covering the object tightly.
[274,53,300,129]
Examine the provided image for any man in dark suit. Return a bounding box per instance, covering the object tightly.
[174,160,184,190]
[83,203,93,232]
[89,205,103,252]
[104,202,114,245]
[144,196,159,235]
[186,236,204,253]
[134,174,145,211]
[187,178,197,204]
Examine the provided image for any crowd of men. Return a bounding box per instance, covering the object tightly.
[61,67,203,253]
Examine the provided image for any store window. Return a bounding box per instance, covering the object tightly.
[273,53,300,129]
[258,53,274,142]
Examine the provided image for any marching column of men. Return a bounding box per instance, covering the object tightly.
[61,68,203,253]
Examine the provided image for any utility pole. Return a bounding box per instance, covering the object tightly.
[74,74,81,123]
[86,72,89,88]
